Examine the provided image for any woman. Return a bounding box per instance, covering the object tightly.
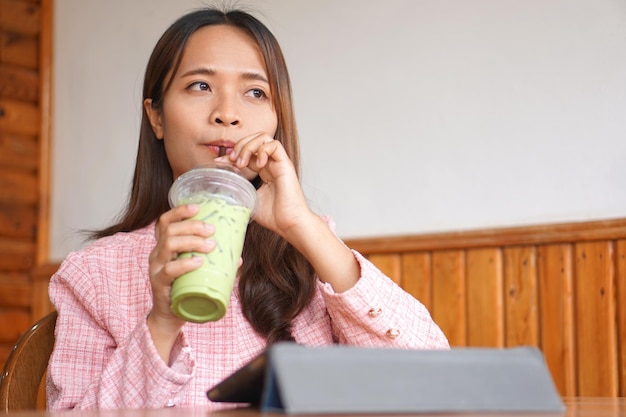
[47,7,449,411]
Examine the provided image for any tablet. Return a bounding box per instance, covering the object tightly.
[207,350,268,405]
[207,343,565,414]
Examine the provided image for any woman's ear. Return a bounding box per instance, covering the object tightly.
[144,99,164,139]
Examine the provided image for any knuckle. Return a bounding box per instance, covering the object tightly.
[162,262,178,277]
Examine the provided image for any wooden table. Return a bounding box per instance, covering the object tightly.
[5,398,625,416]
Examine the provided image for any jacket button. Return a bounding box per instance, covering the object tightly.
[368,307,382,317]
[386,328,400,339]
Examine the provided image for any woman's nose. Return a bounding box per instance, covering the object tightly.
[211,98,240,126]
[215,117,239,126]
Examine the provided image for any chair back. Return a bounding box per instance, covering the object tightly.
[0,311,57,411]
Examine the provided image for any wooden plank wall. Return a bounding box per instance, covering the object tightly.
[0,0,53,367]
[345,218,626,398]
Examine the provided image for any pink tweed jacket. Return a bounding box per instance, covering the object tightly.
[47,223,449,411]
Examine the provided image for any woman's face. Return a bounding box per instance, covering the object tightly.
[145,24,278,179]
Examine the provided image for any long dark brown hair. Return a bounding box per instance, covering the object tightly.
[92,7,315,344]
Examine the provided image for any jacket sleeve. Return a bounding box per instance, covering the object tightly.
[319,250,450,350]
[46,257,194,410]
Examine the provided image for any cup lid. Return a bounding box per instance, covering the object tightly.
[168,162,257,214]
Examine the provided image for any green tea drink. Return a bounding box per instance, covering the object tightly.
[171,195,251,322]
[168,164,257,323]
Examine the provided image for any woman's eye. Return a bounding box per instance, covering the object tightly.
[188,81,210,91]
[246,88,267,99]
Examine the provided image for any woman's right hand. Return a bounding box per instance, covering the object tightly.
[147,204,215,362]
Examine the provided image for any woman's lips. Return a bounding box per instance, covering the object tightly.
[204,143,234,156]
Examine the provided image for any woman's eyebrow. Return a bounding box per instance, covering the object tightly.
[180,67,215,77]
[180,67,268,83]
[241,71,269,83]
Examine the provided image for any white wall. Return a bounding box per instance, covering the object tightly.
[50,0,626,261]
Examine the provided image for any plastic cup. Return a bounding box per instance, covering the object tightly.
[167,163,257,323]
